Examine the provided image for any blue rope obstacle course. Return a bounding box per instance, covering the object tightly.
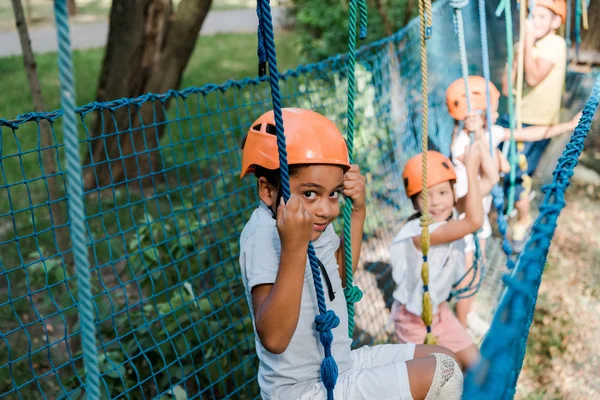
[0,0,597,399]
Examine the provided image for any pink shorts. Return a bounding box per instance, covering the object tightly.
[391,301,473,353]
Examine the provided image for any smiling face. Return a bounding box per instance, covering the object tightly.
[258,164,344,241]
[413,180,455,223]
[531,6,562,39]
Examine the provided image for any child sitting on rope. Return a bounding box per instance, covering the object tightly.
[239,108,464,400]
[501,0,568,249]
[389,145,495,371]
[445,76,580,332]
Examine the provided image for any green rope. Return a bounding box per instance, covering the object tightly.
[496,0,517,214]
[53,0,100,398]
[343,0,367,339]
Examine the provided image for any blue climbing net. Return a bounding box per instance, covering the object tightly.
[0,0,597,399]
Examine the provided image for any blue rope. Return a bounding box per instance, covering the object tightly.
[575,0,581,59]
[479,0,515,268]
[53,1,100,398]
[495,0,518,215]
[449,0,484,297]
[479,0,494,157]
[566,0,572,53]
[358,0,368,39]
[256,2,267,76]
[464,74,599,400]
[258,0,339,398]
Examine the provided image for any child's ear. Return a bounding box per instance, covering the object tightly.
[257,177,277,207]
[551,15,562,30]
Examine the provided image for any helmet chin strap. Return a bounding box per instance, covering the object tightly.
[272,186,283,219]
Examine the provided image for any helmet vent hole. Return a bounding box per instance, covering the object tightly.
[442,161,451,170]
[265,124,277,135]
[252,124,262,132]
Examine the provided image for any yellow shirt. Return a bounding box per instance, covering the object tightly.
[520,33,567,126]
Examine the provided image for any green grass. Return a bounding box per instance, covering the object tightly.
[0,30,301,399]
[0,0,259,31]
[1,31,301,120]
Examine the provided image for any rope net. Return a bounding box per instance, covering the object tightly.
[0,1,596,399]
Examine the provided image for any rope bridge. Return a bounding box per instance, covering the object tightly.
[0,0,597,399]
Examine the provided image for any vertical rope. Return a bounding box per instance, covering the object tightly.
[258,0,339,397]
[256,2,267,77]
[479,0,514,269]
[515,0,526,134]
[53,1,100,398]
[496,0,517,214]
[575,0,581,59]
[566,0,572,54]
[358,0,368,39]
[515,0,530,205]
[418,0,436,345]
[449,0,484,299]
[342,0,367,338]
[479,0,494,156]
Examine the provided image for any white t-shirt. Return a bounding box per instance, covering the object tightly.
[389,218,466,316]
[451,125,504,240]
[239,202,352,400]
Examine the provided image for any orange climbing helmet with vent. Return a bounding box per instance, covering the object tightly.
[240,108,350,178]
[402,151,457,198]
[446,76,501,121]
[533,0,567,23]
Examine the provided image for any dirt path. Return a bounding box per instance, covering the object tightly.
[516,182,600,399]
[0,6,287,57]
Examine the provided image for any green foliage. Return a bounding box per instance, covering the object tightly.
[70,179,259,399]
[289,0,417,61]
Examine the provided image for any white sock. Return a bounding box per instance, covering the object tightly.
[424,353,464,400]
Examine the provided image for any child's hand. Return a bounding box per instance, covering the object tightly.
[463,142,483,171]
[465,112,484,133]
[276,195,313,251]
[569,111,583,130]
[343,164,367,213]
[524,19,539,43]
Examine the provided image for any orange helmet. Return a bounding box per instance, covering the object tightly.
[534,0,566,23]
[402,151,457,198]
[240,108,350,178]
[446,76,500,121]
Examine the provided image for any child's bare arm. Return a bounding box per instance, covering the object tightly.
[523,21,554,86]
[477,140,500,196]
[497,149,511,174]
[503,111,581,142]
[412,145,484,247]
[502,58,518,96]
[252,196,312,354]
[336,165,367,281]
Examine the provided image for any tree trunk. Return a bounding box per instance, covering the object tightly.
[11,0,76,361]
[24,0,32,24]
[580,0,600,52]
[68,0,78,16]
[83,0,213,191]
[11,0,70,258]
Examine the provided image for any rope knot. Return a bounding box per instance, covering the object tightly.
[315,310,340,333]
[419,214,433,228]
[344,285,363,303]
[320,355,339,394]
